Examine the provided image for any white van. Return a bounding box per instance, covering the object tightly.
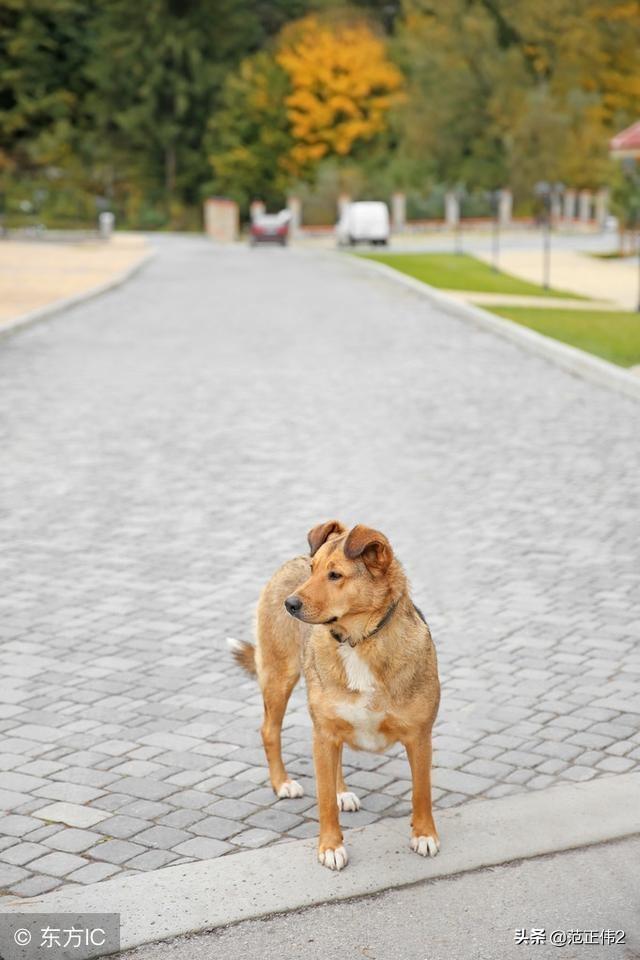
[336,201,390,246]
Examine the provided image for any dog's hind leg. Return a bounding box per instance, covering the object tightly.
[336,743,360,812]
[260,669,303,799]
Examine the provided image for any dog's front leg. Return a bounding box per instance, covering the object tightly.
[313,730,347,870]
[404,731,440,858]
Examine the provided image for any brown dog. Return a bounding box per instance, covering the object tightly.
[229,520,440,870]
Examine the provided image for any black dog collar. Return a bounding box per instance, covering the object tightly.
[330,599,399,647]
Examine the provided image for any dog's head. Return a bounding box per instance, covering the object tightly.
[284,520,395,625]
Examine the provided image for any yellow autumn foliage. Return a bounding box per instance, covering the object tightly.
[276,16,404,174]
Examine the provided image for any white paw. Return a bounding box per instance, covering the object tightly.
[277,779,304,799]
[410,835,440,857]
[337,791,361,812]
[318,845,348,870]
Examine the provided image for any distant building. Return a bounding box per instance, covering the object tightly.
[610,121,640,159]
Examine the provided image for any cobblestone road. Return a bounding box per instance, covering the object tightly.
[1,236,638,898]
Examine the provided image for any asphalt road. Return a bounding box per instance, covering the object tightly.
[118,835,640,960]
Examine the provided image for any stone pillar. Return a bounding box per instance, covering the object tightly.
[391,191,406,232]
[250,199,265,221]
[578,189,592,223]
[337,193,351,218]
[563,189,577,223]
[595,188,609,229]
[98,211,114,239]
[203,198,239,242]
[498,189,512,226]
[444,191,460,227]
[287,195,302,235]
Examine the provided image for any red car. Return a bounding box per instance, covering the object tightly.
[249,211,290,246]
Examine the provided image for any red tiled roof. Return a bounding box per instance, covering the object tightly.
[610,121,640,155]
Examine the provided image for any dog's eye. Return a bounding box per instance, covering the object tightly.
[327,571,342,581]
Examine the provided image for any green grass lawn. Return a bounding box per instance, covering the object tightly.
[487,306,640,367]
[361,252,577,297]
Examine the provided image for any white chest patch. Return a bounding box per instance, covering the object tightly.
[336,646,388,751]
[338,644,375,692]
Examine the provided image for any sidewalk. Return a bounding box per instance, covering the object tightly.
[116,836,639,960]
[441,290,618,310]
[474,248,638,310]
[0,234,149,325]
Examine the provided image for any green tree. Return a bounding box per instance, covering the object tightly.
[391,0,640,203]
[207,50,294,212]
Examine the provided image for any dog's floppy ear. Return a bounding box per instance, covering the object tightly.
[307,520,346,557]
[344,525,393,574]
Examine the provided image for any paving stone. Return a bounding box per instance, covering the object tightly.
[23,824,64,843]
[0,771,49,793]
[347,770,394,791]
[534,759,568,776]
[0,842,48,866]
[90,839,147,864]
[208,760,249,777]
[34,783,105,803]
[163,789,213,810]
[90,793,135,812]
[245,808,303,833]
[0,862,30,885]
[110,778,178,801]
[360,792,397,813]
[133,825,192,849]
[116,800,172,820]
[203,798,257,820]
[68,862,121,884]
[596,756,635,773]
[239,787,277,806]
[562,766,598,782]
[285,823,319,841]
[93,816,149,839]
[96,740,139,757]
[191,816,244,840]
[461,758,515,779]
[0,815,43,837]
[211,780,258,800]
[44,829,102,854]
[32,802,108,828]
[8,874,62,896]
[126,850,180,871]
[28,851,86,877]
[432,769,494,797]
[172,837,231,859]
[158,809,205,830]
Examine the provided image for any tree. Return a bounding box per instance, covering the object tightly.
[207,51,294,211]
[0,0,314,225]
[0,0,92,175]
[391,0,640,202]
[276,15,404,177]
[207,13,403,211]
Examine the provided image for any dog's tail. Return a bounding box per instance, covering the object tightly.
[227,637,257,676]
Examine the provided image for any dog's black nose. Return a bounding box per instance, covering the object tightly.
[285,595,302,616]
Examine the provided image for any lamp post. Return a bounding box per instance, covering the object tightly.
[620,158,640,312]
[487,189,501,272]
[534,181,564,290]
[452,185,467,255]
